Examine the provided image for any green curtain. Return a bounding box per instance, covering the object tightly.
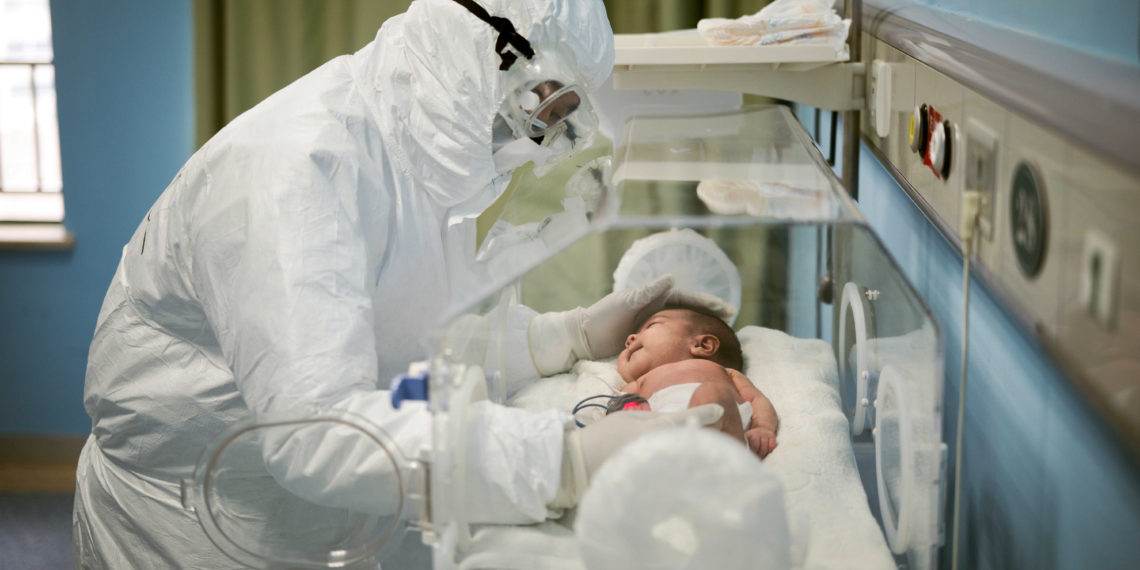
[604,0,770,33]
[193,0,770,146]
[193,0,411,148]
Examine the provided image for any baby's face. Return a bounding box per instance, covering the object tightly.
[616,309,698,383]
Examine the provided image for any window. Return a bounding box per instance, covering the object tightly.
[0,0,70,247]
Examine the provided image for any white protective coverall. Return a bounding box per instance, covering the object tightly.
[74,0,615,567]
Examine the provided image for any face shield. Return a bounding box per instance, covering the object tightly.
[451,0,602,174]
[497,48,599,173]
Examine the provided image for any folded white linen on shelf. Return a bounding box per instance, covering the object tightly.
[697,0,850,52]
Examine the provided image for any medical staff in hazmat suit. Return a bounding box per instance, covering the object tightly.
[73,0,723,567]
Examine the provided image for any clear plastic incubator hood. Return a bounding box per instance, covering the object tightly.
[185,106,947,570]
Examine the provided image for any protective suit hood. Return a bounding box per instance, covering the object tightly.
[350,0,614,212]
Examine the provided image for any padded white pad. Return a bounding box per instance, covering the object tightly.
[738,326,893,569]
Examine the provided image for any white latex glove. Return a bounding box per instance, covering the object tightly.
[527,275,675,376]
[550,404,724,509]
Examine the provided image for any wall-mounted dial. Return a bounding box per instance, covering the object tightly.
[1010,161,1048,278]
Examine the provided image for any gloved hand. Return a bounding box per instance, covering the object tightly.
[527,275,675,376]
[549,404,724,509]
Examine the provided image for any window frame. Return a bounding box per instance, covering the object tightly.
[0,1,72,250]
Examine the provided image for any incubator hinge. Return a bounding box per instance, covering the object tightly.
[818,274,834,304]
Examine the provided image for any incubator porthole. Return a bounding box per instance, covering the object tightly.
[874,366,914,555]
[838,282,874,435]
[188,416,411,568]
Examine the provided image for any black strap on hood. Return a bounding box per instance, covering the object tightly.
[452,0,535,70]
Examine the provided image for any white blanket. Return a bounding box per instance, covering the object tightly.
[507,326,894,569]
[738,326,893,569]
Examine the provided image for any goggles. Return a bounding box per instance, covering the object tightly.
[451,0,598,159]
[499,50,598,154]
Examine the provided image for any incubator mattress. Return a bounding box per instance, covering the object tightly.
[736,326,894,569]
[508,326,894,569]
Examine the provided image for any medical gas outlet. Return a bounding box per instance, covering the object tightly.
[909,103,953,180]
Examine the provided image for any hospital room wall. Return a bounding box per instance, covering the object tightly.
[0,0,194,434]
[898,0,1140,66]
[796,105,1140,568]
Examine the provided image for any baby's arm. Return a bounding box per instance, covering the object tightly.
[727,369,779,458]
[689,381,745,444]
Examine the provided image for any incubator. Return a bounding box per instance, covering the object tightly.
[183,105,946,569]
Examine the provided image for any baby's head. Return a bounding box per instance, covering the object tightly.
[616,305,743,383]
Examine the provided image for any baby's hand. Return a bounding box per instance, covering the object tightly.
[746,427,777,458]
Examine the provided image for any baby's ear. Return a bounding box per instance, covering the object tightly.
[690,334,720,358]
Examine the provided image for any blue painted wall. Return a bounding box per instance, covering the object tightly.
[0,0,194,434]
[913,0,1140,65]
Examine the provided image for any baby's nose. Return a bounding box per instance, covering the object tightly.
[625,334,637,348]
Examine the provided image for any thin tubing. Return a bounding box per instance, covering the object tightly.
[951,215,976,570]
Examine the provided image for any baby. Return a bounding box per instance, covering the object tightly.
[615,306,779,457]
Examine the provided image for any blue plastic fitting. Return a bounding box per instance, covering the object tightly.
[390,371,429,408]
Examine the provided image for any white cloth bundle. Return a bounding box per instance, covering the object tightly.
[697,179,835,220]
[697,0,850,52]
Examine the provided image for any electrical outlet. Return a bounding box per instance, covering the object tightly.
[1078,229,1119,330]
[965,119,998,240]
